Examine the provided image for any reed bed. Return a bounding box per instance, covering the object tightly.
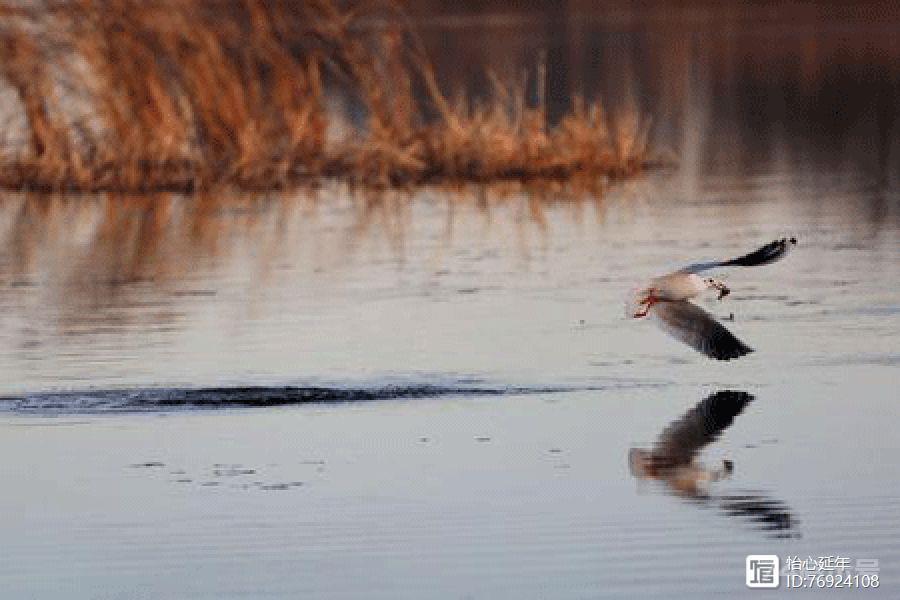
[0,0,653,192]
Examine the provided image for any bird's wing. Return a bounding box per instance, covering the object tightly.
[680,237,796,274]
[718,493,799,537]
[653,391,754,464]
[651,300,754,360]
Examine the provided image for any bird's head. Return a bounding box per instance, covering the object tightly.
[703,277,731,300]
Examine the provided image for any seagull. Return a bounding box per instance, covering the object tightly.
[626,237,796,360]
[628,390,754,495]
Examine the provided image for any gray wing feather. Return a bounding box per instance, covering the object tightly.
[651,300,753,360]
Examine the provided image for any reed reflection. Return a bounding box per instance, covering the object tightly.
[0,190,299,334]
[0,169,891,344]
[629,390,799,538]
[0,185,588,338]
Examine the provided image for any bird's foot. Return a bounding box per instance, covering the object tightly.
[632,294,657,318]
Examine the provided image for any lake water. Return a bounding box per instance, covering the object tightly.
[1,4,899,598]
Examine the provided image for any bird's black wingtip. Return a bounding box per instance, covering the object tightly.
[711,345,754,361]
[721,238,794,268]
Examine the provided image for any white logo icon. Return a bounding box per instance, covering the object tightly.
[746,555,779,588]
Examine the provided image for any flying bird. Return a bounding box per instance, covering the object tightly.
[626,237,796,360]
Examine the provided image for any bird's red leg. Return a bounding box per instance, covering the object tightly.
[633,291,658,318]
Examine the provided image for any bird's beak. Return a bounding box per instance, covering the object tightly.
[717,287,731,300]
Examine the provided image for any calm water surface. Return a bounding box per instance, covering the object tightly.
[1,5,899,599]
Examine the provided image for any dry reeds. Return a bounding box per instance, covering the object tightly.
[0,0,654,192]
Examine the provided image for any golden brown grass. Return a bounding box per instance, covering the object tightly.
[0,0,654,192]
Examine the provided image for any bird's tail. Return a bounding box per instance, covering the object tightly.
[720,237,796,268]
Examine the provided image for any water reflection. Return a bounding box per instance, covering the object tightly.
[0,191,297,333]
[0,184,598,387]
[629,390,799,538]
[411,3,900,188]
[716,493,797,539]
[0,171,895,394]
[0,184,599,323]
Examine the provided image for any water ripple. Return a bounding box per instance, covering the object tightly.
[0,380,643,414]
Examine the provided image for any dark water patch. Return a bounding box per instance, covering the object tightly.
[784,299,820,306]
[170,289,218,297]
[8,279,36,288]
[730,294,791,302]
[141,460,309,492]
[212,467,256,477]
[0,381,631,415]
[258,482,304,491]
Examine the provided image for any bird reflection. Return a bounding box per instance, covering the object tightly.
[629,390,799,538]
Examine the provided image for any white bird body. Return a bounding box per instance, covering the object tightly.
[647,272,707,302]
[627,238,796,361]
